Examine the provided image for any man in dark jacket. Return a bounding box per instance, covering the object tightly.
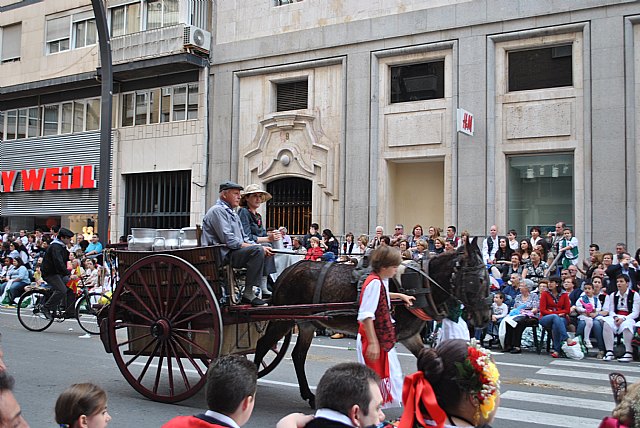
[278,363,385,428]
[41,227,74,320]
[162,355,257,428]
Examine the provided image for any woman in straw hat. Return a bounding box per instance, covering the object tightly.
[238,184,281,298]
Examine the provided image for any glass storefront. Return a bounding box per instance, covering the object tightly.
[507,153,574,237]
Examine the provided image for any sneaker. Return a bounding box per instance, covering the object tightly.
[585,340,593,349]
[330,333,345,339]
[618,352,633,363]
[40,306,54,321]
[603,352,616,361]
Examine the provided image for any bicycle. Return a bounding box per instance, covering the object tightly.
[17,280,111,334]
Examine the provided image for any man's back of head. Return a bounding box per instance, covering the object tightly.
[206,355,257,425]
[313,362,383,427]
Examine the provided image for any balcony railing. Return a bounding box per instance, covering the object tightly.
[109,24,188,65]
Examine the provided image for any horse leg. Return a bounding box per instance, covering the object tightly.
[254,320,294,368]
[400,332,425,358]
[291,321,317,408]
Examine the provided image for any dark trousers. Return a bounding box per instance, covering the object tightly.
[229,246,265,299]
[504,316,538,349]
[43,274,69,311]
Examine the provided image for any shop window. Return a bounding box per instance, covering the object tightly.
[27,107,40,138]
[390,61,445,103]
[73,101,85,132]
[16,109,27,139]
[172,86,186,121]
[5,110,17,139]
[160,88,171,122]
[135,92,148,125]
[122,93,135,126]
[508,45,573,92]
[124,170,191,233]
[149,89,161,123]
[43,105,59,136]
[61,102,73,134]
[85,98,101,131]
[187,83,198,119]
[507,153,574,238]
[276,80,308,112]
[0,112,4,141]
[1,23,22,63]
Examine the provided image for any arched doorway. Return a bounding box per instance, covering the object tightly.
[266,177,311,235]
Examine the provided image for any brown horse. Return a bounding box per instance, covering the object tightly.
[254,238,491,407]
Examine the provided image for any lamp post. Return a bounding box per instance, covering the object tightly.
[91,0,113,243]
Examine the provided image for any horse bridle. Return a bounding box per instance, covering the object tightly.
[403,254,491,319]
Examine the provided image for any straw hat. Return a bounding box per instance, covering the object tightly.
[241,184,272,203]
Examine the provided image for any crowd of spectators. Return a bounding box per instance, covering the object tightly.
[0,226,109,308]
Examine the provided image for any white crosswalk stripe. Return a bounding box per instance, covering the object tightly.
[494,358,635,427]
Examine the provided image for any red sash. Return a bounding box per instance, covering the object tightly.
[617,310,630,316]
[358,273,396,405]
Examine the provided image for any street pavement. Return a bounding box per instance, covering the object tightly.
[0,306,633,427]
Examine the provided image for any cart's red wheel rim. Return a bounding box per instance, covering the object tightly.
[256,330,292,378]
[108,254,222,403]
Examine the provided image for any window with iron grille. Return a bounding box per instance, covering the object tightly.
[266,177,311,236]
[124,170,191,234]
[508,44,573,92]
[390,61,445,103]
[276,80,308,112]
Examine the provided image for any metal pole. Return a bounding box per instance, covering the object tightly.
[91,0,113,243]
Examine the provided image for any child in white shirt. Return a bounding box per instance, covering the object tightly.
[476,292,508,347]
[576,281,602,349]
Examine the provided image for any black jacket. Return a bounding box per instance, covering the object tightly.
[606,264,638,292]
[305,418,352,428]
[41,241,69,277]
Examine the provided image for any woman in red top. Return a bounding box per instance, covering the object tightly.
[539,276,577,357]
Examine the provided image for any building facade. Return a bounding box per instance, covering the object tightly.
[1,0,639,255]
[0,0,211,238]
[208,0,640,252]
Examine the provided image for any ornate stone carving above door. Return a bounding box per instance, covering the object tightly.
[243,112,339,199]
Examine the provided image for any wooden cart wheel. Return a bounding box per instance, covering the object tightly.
[256,330,292,378]
[108,254,222,403]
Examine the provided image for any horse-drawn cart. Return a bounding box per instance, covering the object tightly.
[99,246,357,403]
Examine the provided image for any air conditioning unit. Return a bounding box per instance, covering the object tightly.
[184,26,211,54]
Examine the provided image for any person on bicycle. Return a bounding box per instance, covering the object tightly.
[41,227,74,320]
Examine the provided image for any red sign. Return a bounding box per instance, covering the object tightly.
[0,165,96,193]
[456,108,474,136]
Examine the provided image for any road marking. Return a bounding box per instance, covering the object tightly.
[258,378,316,391]
[501,390,614,412]
[538,368,640,383]
[521,378,615,394]
[496,407,603,427]
[551,359,640,373]
[496,361,544,369]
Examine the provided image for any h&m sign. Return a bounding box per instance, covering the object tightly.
[0,164,97,193]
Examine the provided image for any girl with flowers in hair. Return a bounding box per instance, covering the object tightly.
[357,245,415,408]
[399,339,500,428]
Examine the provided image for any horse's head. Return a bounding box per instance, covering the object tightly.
[453,237,492,328]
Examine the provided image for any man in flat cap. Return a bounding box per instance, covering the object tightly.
[202,181,270,306]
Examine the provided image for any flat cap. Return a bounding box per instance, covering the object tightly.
[219,181,244,192]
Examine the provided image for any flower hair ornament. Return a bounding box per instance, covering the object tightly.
[454,339,501,421]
